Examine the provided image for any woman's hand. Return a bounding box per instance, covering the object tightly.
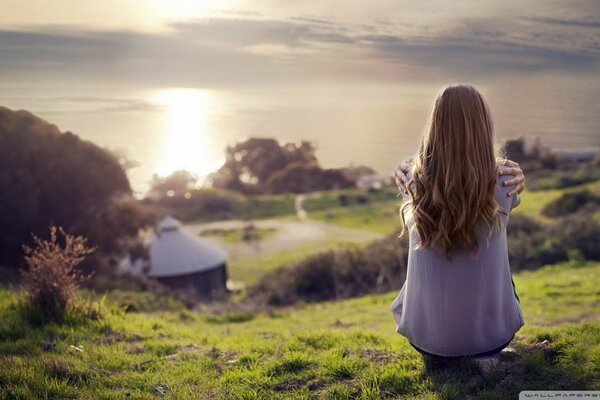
[393,158,415,195]
[497,158,526,196]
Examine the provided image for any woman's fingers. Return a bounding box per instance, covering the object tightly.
[398,160,414,172]
[509,180,526,196]
[396,180,407,194]
[394,170,408,194]
[496,158,519,168]
[503,176,524,186]
[496,158,526,196]
[498,167,521,176]
[503,173,526,196]
[394,158,415,195]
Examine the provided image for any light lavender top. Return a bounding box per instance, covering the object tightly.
[391,166,524,356]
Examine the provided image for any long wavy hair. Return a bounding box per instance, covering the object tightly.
[399,84,507,261]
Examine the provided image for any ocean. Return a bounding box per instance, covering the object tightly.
[2,74,599,196]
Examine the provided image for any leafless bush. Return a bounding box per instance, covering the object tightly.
[21,226,96,318]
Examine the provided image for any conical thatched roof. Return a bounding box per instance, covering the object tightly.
[148,216,227,278]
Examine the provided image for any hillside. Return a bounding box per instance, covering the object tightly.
[196,176,600,288]
[1,260,598,399]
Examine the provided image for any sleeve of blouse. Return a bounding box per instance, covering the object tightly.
[510,191,521,211]
[498,166,521,212]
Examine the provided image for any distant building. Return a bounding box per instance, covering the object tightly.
[504,135,599,166]
[120,216,229,299]
[553,150,597,164]
[356,174,392,190]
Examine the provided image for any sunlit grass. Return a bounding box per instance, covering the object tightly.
[228,238,373,288]
[513,179,600,222]
[218,179,600,288]
[308,201,402,234]
[200,226,279,243]
[1,261,599,399]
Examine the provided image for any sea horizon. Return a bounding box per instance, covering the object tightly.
[2,75,599,195]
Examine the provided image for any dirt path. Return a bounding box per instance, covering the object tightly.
[186,218,384,262]
[295,194,307,219]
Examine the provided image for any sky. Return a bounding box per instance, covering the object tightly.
[1,0,599,195]
[1,0,599,89]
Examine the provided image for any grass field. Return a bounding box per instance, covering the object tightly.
[200,227,280,243]
[195,177,600,288]
[309,178,600,233]
[2,176,599,399]
[308,202,402,235]
[1,260,599,399]
[227,238,374,289]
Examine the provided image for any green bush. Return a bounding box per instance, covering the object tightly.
[248,212,600,306]
[246,234,408,306]
[507,214,600,270]
[542,190,600,217]
[526,167,600,191]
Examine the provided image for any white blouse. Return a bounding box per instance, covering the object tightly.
[391,166,524,356]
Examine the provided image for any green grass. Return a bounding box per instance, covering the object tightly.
[185,187,399,223]
[308,178,600,234]
[513,260,600,325]
[200,227,280,243]
[1,261,599,399]
[234,194,297,219]
[309,201,403,234]
[513,179,600,222]
[302,187,399,212]
[184,173,600,230]
[526,168,600,191]
[228,239,375,288]
[220,179,600,287]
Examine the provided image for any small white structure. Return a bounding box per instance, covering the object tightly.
[121,216,229,298]
[356,174,393,190]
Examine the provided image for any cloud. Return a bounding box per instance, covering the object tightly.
[524,17,600,29]
[0,13,599,87]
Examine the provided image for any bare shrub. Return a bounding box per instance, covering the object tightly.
[21,226,96,319]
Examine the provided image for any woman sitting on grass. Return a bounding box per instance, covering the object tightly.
[391,84,526,363]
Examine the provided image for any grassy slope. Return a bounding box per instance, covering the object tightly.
[211,179,600,287]
[228,239,373,289]
[187,187,399,286]
[2,179,599,399]
[310,178,600,233]
[308,202,403,235]
[1,261,599,399]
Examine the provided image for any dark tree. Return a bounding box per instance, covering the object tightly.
[209,138,318,193]
[149,170,197,197]
[0,106,150,266]
[266,161,355,194]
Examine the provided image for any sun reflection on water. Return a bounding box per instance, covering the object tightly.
[152,88,224,182]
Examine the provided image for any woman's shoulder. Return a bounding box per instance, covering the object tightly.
[495,166,521,211]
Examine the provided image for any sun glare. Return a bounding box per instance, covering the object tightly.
[152,88,224,182]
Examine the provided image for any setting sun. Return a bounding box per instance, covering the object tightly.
[151,88,224,181]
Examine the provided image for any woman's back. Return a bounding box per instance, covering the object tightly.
[391,166,524,357]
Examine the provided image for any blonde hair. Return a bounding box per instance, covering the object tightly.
[400,84,507,260]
